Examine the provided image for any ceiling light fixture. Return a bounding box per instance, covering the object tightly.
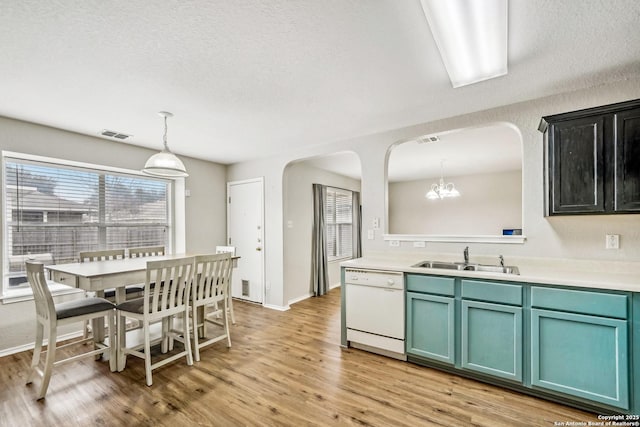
[420,0,508,88]
[142,111,188,178]
[426,160,460,200]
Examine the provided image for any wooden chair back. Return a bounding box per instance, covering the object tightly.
[79,249,125,263]
[193,253,233,305]
[144,257,194,317]
[128,246,165,258]
[25,261,55,324]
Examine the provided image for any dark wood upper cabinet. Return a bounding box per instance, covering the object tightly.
[614,108,640,211]
[539,99,640,216]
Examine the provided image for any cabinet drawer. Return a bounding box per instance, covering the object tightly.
[531,287,627,319]
[52,271,78,287]
[461,279,522,305]
[406,275,455,296]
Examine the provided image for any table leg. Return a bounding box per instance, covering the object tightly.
[92,290,106,343]
[197,306,205,338]
[115,287,126,372]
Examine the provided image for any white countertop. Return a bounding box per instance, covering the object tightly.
[341,252,640,292]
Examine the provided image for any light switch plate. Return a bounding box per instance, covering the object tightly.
[389,240,400,247]
[367,229,374,240]
[372,217,379,229]
[413,241,426,248]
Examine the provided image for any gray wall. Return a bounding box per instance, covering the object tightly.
[283,161,361,306]
[228,77,640,309]
[0,116,227,354]
[389,170,522,235]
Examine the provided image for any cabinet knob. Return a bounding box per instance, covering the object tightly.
[387,279,395,286]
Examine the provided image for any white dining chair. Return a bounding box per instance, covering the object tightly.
[215,246,236,324]
[128,246,165,258]
[116,256,194,386]
[25,261,116,400]
[191,253,233,362]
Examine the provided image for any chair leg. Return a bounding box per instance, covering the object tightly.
[183,310,193,366]
[26,322,44,385]
[143,321,153,386]
[117,313,127,372]
[37,326,57,400]
[192,306,200,362]
[228,294,236,325]
[224,302,231,348]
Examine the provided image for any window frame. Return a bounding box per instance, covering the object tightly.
[325,186,354,262]
[1,151,181,302]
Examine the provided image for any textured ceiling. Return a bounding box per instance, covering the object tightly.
[1,1,639,165]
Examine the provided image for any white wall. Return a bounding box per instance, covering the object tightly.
[0,116,227,354]
[283,161,361,306]
[228,77,640,309]
[389,170,522,235]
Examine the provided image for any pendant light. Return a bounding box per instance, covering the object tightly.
[142,111,188,177]
[425,159,460,200]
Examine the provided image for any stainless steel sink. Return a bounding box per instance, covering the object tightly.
[411,260,464,270]
[412,260,520,275]
[464,264,520,275]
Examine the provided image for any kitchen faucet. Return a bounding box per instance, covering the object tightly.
[463,246,469,264]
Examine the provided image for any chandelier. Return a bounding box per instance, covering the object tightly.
[425,160,460,200]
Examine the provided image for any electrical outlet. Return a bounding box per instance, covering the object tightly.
[606,234,620,249]
[372,217,379,229]
[413,241,426,248]
[367,229,374,240]
[389,240,400,247]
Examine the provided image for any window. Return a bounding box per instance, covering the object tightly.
[325,187,353,261]
[3,155,170,293]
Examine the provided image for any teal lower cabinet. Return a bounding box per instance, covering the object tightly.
[531,308,629,409]
[461,300,523,382]
[402,273,634,413]
[406,292,454,364]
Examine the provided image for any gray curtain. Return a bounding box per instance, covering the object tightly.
[311,184,329,296]
[352,191,362,258]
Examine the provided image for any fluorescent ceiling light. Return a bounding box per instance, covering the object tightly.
[420,0,508,88]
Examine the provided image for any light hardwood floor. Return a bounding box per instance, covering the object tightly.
[0,288,598,426]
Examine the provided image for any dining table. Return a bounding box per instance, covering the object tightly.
[46,253,239,371]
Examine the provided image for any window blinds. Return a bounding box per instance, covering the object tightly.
[325,187,353,260]
[4,158,169,289]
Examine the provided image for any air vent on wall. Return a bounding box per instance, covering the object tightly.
[100,129,132,140]
[417,135,440,144]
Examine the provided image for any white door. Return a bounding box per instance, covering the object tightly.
[227,178,264,304]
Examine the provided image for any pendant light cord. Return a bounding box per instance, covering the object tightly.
[163,115,170,152]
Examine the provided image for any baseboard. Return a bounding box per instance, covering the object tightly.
[288,293,313,306]
[0,330,84,358]
[263,303,290,311]
[329,282,341,290]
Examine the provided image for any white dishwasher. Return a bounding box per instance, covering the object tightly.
[345,268,406,360]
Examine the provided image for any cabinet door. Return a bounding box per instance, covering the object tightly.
[549,116,605,214]
[531,309,629,409]
[406,292,454,364]
[461,300,522,382]
[614,107,640,212]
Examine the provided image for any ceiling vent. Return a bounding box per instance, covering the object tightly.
[101,129,132,140]
[417,135,440,144]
